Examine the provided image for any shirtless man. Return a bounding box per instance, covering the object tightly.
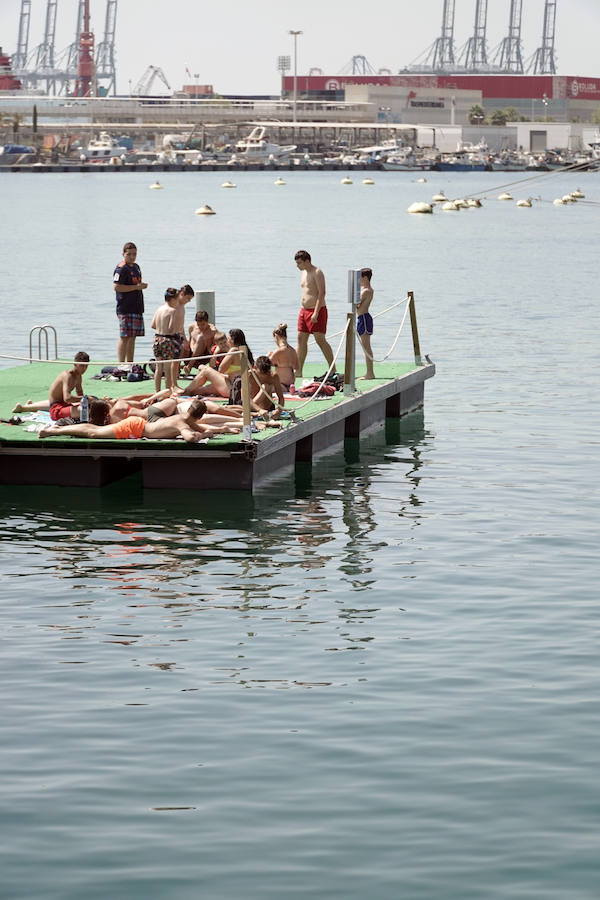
[183,310,217,375]
[39,351,90,421]
[171,284,195,383]
[39,398,241,442]
[295,249,335,377]
[106,395,245,429]
[151,287,192,393]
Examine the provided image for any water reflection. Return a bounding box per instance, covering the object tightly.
[0,412,433,667]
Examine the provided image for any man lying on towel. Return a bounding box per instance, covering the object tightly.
[39,398,240,442]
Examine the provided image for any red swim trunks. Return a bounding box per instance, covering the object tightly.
[49,401,73,421]
[298,306,328,334]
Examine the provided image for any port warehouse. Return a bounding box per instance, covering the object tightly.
[282,73,600,124]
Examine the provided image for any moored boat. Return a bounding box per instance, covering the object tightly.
[80,132,129,162]
[0,144,36,166]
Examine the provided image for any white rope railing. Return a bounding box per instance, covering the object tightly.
[0,348,233,367]
[266,317,352,414]
[328,295,409,339]
[361,296,412,363]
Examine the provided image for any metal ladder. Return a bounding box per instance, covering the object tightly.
[29,325,58,363]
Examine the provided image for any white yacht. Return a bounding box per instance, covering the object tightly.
[233,126,296,162]
[80,132,129,161]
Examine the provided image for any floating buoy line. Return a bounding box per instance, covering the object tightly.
[408,157,599,213]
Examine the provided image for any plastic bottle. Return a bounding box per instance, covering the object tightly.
[80,395,89,423]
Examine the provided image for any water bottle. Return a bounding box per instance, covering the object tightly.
[80,395,89,423]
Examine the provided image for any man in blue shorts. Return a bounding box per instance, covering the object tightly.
[113,241,148,362]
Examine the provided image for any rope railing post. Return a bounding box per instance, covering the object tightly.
[344,313,355,395]
[240,346,252,441]
[345,268,360,395]
[408,291,422,366]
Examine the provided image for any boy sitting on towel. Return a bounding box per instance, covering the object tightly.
[45,351,90,421]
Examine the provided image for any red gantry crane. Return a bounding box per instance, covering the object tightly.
[74,0,95,97]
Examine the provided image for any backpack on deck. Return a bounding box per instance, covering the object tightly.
[228,375,242,405]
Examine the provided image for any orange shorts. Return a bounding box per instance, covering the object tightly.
[112,416,146,440]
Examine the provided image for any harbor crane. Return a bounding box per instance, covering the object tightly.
[460,0,489,70]
[95,0,118,94]
[431,0,456,70]
[493,0,524,73]
[133,65,171,95]
[407,0,456,72]
[12,0,31,72]
[54,0,85,93]
[529,0,557,74]
[73,0,95,97]
[339,55,376,76]
[20,0,59,93]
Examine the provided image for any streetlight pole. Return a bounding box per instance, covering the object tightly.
[289,29,302,130]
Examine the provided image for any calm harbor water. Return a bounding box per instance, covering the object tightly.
[1,170,599,899]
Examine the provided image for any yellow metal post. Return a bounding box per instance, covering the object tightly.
[344,313,355,395]
[408,291,422,365]
[240,346,252,441]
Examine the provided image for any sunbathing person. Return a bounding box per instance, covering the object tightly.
[182,310,218,375]
[39,398,241,442]
[93,397,246,432]
[128,388,244,420]
[207,331,230,369]
[186,328,254,399]
[249,356,285,420]
[13,351,89,419]
[268,323,300,391]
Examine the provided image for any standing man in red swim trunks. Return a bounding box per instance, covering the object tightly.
[295,249,335,377]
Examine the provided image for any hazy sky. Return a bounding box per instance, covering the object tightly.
[1,0,599,95]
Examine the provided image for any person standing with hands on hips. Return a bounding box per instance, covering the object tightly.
[113,241,148,363]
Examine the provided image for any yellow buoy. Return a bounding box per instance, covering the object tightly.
[516,198,532,207]
[149,182,163,190]
[195,204,216,215]
[498,192,513,201]
[417,177,427,183]
[341,176,353,184]
[221,181,236,188]
[553,197,566,205]
[441,200,460,211]
[562,194,575,203]
[467,198,482,208]
[362,177,375,185]
[407,202,433,214]
[571,188,585,199]
[432,192,446,202]
[274,177,286,185]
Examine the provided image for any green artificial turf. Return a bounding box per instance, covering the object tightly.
[0,361,420,446]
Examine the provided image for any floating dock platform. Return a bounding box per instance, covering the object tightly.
[0,361,434,492]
